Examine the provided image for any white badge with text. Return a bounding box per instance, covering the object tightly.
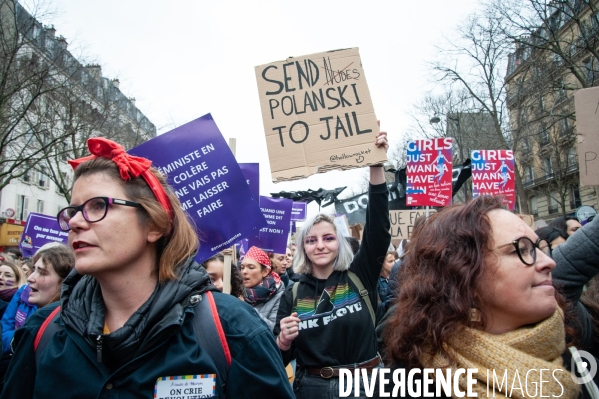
[154,374,216,398]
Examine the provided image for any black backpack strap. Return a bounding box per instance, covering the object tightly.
[348,271,376,327]
[191,291,231,393]
[34,305,63,368]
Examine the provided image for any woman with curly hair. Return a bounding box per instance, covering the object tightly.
[383,195,587,398]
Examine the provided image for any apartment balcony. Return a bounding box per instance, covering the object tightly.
[548,205,559,214]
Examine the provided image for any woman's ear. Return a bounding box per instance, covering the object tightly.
[146,227,164,244]
[262,266,270,278]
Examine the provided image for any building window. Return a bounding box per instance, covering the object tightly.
[543,157,553,176]
[530,196,538,217]
[560,118,570,136]
[583,58,595,84]
[522,137,531,153]
[568,147,577,165]
[37,200,44,214]
[539,126,550,146]
[548,192,559,214]
[524,165,534,182]
[16,195,29,221]
[569,185,582,209]
[38,168,48,188]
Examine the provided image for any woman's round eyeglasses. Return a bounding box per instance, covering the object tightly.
[494,236,551,266]
[57,197,141,232]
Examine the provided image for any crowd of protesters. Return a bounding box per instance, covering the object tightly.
[0,132,596,399]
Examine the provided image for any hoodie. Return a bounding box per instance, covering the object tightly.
[275,182,391,368]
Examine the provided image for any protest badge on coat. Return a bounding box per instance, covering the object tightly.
[129,114,267,263]
[239,163,260,202]
[248,196,293,253]
[406,138,453,207]
[19,213,68,258]
[255,48,387,182]
[471,150,516,210]
[291,202,307,222]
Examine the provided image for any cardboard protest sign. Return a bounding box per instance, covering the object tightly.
[471,150,516,210]
[255,48,387,182]
[129,114,267,263]
[249,196,293,253]
[406,138,453,207]
[389,209,436,241]
[291,202,307,221]
[19,213,68,257]
[239,163,260,201]
[574,87,599,187]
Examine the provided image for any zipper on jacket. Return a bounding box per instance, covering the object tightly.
[96,335,103,363]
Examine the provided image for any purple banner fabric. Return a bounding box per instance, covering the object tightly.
[239,163,260,202]
[248,196,293,254]
[129,114,267,263]
[291,202,307,221]
[19,213,68,257]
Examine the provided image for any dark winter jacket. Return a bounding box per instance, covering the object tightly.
[1,258,293,399]
[552,215,599,358]
[274,182,390,368]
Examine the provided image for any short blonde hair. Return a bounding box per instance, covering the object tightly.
[293,214,354,275]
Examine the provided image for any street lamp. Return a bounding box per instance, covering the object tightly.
[429,116,441,124]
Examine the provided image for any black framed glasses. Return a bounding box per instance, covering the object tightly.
[57,197,141,232]
[495,236,551,266]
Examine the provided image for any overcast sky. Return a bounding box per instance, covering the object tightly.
[27,0,481,215]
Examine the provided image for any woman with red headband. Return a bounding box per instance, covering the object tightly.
[241,246,285,332]
[1,138,293,399]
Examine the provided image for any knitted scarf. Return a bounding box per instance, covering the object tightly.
[420,309,580,399]
[243,273,280,307]
[0,286,18,302]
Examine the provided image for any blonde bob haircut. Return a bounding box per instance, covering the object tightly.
[293,213,354,275]
[73,157,199,283]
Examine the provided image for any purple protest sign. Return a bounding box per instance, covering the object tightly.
[19,213,68,257]
[239,163,260,201]
[291,202,307,221]
[129,114,267,263]
[249,196,293,254]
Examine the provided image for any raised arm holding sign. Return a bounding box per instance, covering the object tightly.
[274,127,390,398]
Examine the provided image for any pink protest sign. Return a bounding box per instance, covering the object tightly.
[471,150,516,210]
[406,138,453,207]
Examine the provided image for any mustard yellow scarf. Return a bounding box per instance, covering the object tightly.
[420,310,580,399]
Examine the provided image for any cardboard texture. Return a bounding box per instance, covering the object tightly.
[255,48,387,182]
[389,209,436,241]
[574,87,599,187]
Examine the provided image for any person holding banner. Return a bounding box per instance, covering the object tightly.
[1,138,293,399]
[275,130,390,398]
[383,196,587,398]
[241,246,285,332]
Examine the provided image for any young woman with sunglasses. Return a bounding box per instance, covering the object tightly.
[1,138,293,399]
[382,196,594,398]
